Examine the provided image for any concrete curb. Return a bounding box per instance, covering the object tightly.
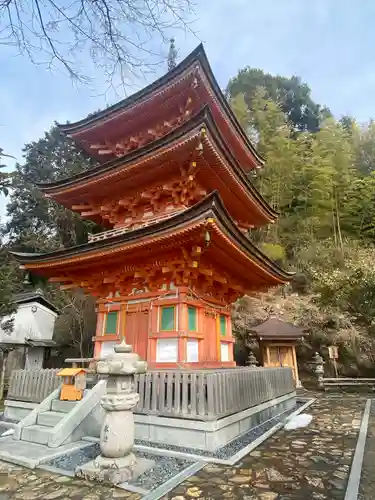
[344,398,371,500]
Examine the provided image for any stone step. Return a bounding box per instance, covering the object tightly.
[37,411,65,427]
[21,425,54,446]
[50,400,77,413]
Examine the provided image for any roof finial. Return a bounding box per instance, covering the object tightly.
[168,38,177,71]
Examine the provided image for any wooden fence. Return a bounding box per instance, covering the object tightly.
[6,366,294,419]
[7,369,61,403]
[134,367,294,421]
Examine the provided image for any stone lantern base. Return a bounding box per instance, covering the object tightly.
[76,454,155,485]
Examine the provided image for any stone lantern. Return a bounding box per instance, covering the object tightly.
[77,340,153,485]
[313,352,325,390]
[248,350,258,367]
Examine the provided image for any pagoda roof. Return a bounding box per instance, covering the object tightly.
[57,44,263,171]
[251,317,306,340]
[12,192,292,302]
[38,107,277,226]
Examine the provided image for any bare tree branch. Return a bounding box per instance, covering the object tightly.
[0,0,196,88]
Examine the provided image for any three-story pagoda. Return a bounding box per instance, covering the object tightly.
[13,45,292,369]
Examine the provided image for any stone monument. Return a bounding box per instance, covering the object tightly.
[76,340,154,485]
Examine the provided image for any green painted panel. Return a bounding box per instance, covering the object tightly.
[105,311,118,334]
[188,306,197,331]
[220,315,227,336]
[161,306,175,331]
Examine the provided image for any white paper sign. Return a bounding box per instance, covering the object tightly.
[100,341,117,358]
[187,339,199,362]
[221,342,229,362]
[156,338,178,362]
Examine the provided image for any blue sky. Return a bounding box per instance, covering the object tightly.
[1,1,375,187]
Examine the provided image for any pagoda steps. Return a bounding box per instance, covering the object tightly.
[14,381,106,448]
[21,424,54,445]
[37,409,68,427]
[51,400,78,413]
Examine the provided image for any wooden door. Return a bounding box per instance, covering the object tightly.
[203,312,217,362]
[267,345,296,380]
[124,305,149,361]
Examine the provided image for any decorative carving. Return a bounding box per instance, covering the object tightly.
[52,247,248,304]
[89,94,195,158]
[83,174,207,233]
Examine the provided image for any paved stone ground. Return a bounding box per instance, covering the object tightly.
[164,396,365,500]
[0,463,141,499]
[359,401,375,500]
[0,395,367,500]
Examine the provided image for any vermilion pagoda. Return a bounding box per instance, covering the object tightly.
[13,45,292,369]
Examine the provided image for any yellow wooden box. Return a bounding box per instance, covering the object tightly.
[57,368,87,401]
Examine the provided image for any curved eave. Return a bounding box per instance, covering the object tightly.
[57,44,264,166]
[38,107,278,223]
[11,192,292,284]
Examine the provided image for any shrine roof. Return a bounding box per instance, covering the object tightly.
[250,317,306,340]
[37,107,277,225]
[57,44,263,167]
[14,290,60,314]
[12,192,292,285]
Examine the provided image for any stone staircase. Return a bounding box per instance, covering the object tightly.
[21,400,77,445]
[14,380,106,448]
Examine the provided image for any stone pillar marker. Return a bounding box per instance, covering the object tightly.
[77,340,154,485]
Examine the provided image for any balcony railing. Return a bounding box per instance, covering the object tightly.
[88,209,184,243]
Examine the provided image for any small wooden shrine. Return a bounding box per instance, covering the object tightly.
[12,44,292,369]
[250,318,304,386]
[57,368,87,401]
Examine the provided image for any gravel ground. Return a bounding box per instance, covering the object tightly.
[43,443,195,491]
[359,400,375,500]
[136,401,303,460]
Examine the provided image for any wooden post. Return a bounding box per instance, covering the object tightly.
[0,350,8,401]
[292,344,302,388]
[120,303,127,343]
[216,313,221,361]
[266,344,271,367]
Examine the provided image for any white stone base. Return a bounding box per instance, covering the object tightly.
[76,455,154,485]
[4,400,37,422]
[134,392,296,451]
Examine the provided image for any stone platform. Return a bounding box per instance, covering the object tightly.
[0,438,93,469]
[135,392,296,451]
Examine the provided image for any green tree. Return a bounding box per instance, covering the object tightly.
[227,67,331,132]
[4,126,101,250]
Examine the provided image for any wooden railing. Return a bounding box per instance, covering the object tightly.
[88,210,183,243]
[7,369,61,403]
[7,366,294,420]
[134,367,294,421]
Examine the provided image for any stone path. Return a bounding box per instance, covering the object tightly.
[0,463,140,500]
[164,396,365,500]
[0,396,367,500]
